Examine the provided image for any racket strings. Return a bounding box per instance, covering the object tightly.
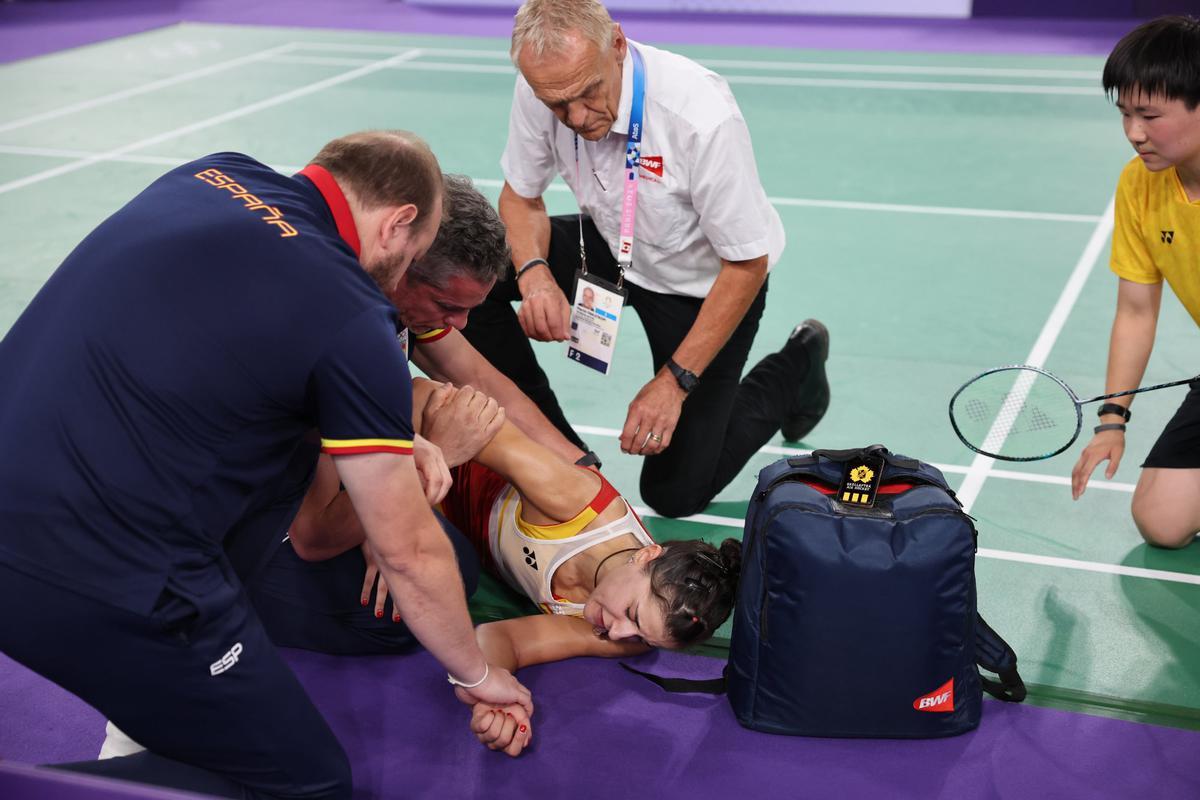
[951,369,1079,460]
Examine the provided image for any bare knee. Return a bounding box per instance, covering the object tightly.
[1131,498,1198,549]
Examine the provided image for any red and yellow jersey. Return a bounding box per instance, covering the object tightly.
[440,462,654,616]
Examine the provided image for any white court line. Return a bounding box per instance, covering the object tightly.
[0,43,302,135]
[0,146,1100,225]
[272,54,515,75]
[975,548,1200,586]
[291,42,1099,80]
[0,145,187,168]
[722,74,1099,95]
[629,505,1200,586]
[766,197,1100,224]
[0,49,424,197]
[697,59,1098,80]
[470,178,1100,225]
[264,53,1100,96]
[953,195,1117,513]
[574,425,1134,493]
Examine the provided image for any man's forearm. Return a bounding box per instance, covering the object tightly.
[378,522,486,683]
[337,453,488,683]
[668,256,768,376]
[499,182,551,280]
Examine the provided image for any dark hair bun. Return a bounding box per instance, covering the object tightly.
[718,537,742,574]
[718,537,742,595]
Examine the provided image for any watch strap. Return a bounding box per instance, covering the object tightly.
[666,358,699,393]
[574,450,602,469]
[515,257,549,282]
[1096,403,1131,422]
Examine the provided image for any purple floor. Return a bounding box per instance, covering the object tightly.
[0,0,1143,65]
[2,648,1199,799]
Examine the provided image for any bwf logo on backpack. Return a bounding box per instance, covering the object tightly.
[913,678,954,712]
[210,642,244,676]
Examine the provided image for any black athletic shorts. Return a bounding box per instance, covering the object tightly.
[1142,379,1200,469]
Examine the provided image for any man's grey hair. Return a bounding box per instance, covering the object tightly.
[405,174,511,288]
[510,0,615,63]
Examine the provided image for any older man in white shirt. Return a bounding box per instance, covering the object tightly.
[462,0,830,518]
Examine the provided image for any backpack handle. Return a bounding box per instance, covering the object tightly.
[799,445,921,470]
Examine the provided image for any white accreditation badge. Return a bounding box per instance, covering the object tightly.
[566,271,627,375]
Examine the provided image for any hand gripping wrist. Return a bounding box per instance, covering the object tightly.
[447,663,489,689]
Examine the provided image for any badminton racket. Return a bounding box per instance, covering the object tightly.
[949,365,1196,462]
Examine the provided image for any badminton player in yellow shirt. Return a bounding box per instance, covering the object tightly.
[1071,16,1200,549]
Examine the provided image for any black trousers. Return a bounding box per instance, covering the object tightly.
[462,215,803,518]
[0,444,477,799]
[243,517,480,657]
[0,559,352,800]
[226,442,481,657]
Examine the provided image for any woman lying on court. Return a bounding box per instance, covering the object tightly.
[270,377,742,756]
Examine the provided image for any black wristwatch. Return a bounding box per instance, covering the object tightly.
[1096,403,1132,422]
[575,450,602,469]
[665,358,699,394]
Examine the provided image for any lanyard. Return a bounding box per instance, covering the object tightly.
[574,43,644,290]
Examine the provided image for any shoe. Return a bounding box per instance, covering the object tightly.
[781,319,830,442]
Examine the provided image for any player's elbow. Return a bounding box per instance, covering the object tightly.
[286,512,339,561]
[476,621,522,673]
[287,528,348,562]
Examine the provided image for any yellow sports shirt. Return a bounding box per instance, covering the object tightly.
[1111,156,1200,327]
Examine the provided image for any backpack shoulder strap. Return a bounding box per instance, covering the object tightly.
[619,662,727,695]
[976,614,1026,702]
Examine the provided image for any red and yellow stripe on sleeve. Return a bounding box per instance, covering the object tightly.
[412,327,451,345]
[320,437,413,456]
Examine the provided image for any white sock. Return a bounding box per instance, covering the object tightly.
[98,720,146,759]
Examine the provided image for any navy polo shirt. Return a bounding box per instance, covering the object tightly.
[0,153,414,614]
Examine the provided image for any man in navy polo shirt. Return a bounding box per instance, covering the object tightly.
[0,130,532,799]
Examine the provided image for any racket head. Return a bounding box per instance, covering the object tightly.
[949,365,1082,461]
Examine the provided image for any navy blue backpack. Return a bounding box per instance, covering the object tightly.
[627,445,1025,738]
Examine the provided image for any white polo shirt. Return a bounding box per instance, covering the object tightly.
[501,39,786,298]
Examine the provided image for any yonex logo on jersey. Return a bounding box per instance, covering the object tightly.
[913,678,954,712]
[522,546,538,571]
[195,168,298,238]
[210,642,244,676]
[1161,230,1174,244]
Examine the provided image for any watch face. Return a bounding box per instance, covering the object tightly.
[670,362,698,392]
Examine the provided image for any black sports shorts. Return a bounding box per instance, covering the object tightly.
[1142,379,1200,469]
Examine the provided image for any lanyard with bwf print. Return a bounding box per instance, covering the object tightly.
[566,44,644,375]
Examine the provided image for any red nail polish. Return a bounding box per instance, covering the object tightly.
[519,724,527,733]
[392,613,401,622]
[360,598,367,607]
[375,610,384,619]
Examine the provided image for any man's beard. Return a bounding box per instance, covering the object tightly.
[364,252,409,295]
